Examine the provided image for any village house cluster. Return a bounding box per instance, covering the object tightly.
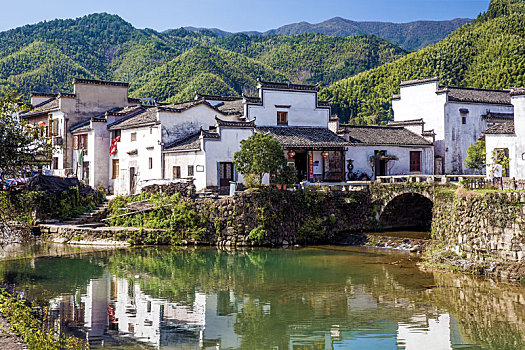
[18,77,524,195]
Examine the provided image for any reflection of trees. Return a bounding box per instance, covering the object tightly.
[106,247,451,348]
[430,273,525,349]
[0,253,104,302]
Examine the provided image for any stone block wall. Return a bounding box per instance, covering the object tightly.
[432,190,525,262]
[193,188,376,247]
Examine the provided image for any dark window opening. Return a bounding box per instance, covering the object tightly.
[277,111,288,125]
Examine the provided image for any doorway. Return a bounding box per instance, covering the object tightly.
[294,151,308,182]
[129,167,136,194]
[219,162,234,194]
[374,150,386,178]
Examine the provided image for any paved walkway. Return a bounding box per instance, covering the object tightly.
[0,312,25,349]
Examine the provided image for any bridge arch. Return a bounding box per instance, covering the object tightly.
[370,184,435,231]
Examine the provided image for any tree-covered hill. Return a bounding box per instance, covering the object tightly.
[0,12,407,102]
[215,33,406,85]
[130,46,288,102]
[264,17,472,51]
[321,0,525,125]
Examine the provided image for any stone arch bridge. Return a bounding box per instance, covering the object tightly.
[367,182,440,231]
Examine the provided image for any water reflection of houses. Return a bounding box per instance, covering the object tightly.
[49,274,242,348]
[47,273,469,349]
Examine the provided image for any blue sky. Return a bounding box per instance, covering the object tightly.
[1,0,490,32]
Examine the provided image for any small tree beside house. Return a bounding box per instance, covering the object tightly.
[464,139,486,174]
[233,133,287,187]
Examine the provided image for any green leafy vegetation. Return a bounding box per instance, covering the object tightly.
[464,139,486,173]
[0,290,87,349]
[321,0,525,124]
[105,192,208,244]
[234,133,287,185]
[0,187,105,224]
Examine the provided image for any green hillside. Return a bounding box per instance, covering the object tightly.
[130,46,287,102]
[0,13,407,102]
[215,33,406,85]
[321,0,525,124]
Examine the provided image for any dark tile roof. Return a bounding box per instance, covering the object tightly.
[70,119,91,132]
[257,126,347,149]
[30,92,58,98]
[482,111,514,121]
[511,88,525,96]
[164,132,201,152]
[257,79,320,92]
[20,97,60,118]
[387,118,424,126]
[195,93,242,102]
[317,100,331,108]
[482,121,515,135]
[159,99,205,112]
[128,97,142,104]
[400,77,439,87]
[441,87,511,105]
[215,117,254,128]
[422,129,436,137]
[34,97,59,110]
[107,107,155,130]
[339,125,433,146]
[243,94,262,104]
[73,78,129,88]
[211,99,244,115]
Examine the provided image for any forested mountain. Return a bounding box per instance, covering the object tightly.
[183,17,472,51]
[0,13,406,101]
[214,33,406,85]
[321,0,525,125]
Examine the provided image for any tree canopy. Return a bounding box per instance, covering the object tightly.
[464,139,486,174]
[233,133,287,185]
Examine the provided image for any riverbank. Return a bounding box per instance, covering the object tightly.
[0,288,87,350]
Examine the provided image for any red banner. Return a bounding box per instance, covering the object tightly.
[110,136,120,155]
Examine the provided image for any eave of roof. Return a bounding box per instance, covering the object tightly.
[257,79,320,92]
[339,125,433,147]
[482,121,515,135]
[256,126,348,149]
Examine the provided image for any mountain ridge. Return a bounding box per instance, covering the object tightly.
[180,16,472,51]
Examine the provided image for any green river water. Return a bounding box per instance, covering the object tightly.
[0,244,523,349]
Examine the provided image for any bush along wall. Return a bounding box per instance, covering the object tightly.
[104,187,376,246]
[0,186,105,224]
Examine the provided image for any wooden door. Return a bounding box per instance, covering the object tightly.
[129,167,136,194]
[219,162,234,187]
[410,151,422,172]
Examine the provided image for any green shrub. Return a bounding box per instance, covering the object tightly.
[296,217,326,244]
[0,290,87,349]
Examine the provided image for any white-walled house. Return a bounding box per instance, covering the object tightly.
[70,105,146,189]
[248,80,348,183]
[107,98,245,195]
[337,125,434,179]
[484,88,525,179]
[392,77,513,175]
[19,79,137,176]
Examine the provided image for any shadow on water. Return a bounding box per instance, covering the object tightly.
[0,245,522,349]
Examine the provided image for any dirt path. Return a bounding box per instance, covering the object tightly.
[0,312,25,349]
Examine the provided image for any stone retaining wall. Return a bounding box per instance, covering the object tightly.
[432,190,525,262]
[194,188,376,246]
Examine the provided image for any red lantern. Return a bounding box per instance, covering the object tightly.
[321,151,329,159]
[287,150,296,159]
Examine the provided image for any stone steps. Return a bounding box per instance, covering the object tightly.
[62,199,110,225]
